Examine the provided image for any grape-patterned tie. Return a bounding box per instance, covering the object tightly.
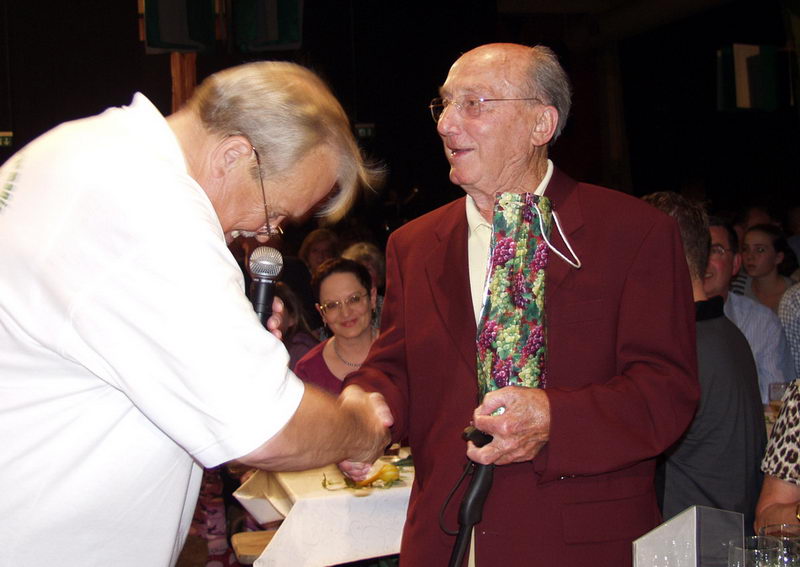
[476,192,552,400]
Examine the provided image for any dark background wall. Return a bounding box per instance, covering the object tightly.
[1,0,797,249]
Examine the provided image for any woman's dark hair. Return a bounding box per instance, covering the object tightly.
[745,223,798,277]
[274,282,314,340]
[311,257,373,301]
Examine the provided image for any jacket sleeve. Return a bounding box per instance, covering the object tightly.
[344,234,410,444]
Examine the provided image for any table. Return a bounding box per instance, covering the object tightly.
[234,456,413,567]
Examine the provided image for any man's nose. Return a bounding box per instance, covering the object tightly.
[436,104,460,136]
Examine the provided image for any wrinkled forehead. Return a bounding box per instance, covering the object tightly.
[440,50,528,98]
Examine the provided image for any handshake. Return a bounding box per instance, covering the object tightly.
[336,384,395,470]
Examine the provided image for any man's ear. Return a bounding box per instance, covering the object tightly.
[731,253,742,277]
[531,105,558,147]
[211,135,253,178]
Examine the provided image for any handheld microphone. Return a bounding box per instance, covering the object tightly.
[248,246,283,326]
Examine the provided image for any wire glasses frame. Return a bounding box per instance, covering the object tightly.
[709,244,733,257]
[429,96,541,122]
[318,292,369,315]
[252,147,283,238]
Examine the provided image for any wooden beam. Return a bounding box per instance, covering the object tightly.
[171,51,197,113]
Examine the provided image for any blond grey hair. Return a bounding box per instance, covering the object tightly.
[523,45,572,142]
[188,61,380,222]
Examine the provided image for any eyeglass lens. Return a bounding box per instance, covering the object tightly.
[322,293,366,313]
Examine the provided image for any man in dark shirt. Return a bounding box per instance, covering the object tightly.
[645,192,766,533]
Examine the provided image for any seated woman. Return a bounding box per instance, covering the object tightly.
[293,258,378,394]
[754,379,800,533]
[341,241,386,328]
[741,224,798,313]
[274,282,318,370]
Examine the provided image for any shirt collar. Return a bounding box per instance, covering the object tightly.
[465,159,554,230]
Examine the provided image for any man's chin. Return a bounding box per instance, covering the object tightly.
[702,283,726,299]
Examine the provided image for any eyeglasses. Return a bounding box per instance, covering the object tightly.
[318,292,369,315]
[709,244,733,256]
[429,96,541,122]
[252,147,283,238]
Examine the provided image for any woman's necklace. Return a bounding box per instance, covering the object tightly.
[332,329,377,368]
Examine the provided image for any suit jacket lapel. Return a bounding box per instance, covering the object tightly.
[424,199,477,373]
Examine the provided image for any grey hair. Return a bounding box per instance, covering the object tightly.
[523,45,572,142]
[187,61,381,222]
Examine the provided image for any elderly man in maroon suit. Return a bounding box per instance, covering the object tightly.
[344,43,699,566]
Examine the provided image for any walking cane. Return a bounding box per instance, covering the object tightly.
[448,426,495,567]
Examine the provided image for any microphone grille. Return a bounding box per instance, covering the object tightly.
[249,246,284,279]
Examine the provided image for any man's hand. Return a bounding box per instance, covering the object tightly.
[339,385,393,464]
[265,296,285,340]
[467,386,550,466]
[338,460,373,482]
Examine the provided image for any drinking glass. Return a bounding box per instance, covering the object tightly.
[758,524,800,566]
[728,535,782,566]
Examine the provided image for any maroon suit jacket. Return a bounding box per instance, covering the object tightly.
[346,168,699,566]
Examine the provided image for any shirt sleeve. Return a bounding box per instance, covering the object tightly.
[56,173,304,468]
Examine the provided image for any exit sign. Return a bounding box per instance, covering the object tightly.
[355,123,376,140]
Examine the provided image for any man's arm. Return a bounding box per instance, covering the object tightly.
[237,384,392,471]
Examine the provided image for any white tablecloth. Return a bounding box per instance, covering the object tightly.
[235,457,412,567]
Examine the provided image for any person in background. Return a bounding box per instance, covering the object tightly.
[294,258,379,394]
[755,378,800,533]
[779,284,800,378]
[0,61,391,566]
[645,192,765,534]
[703,217,794,403]
[275,282,319,369]
[740,224,797,313]
[342,241,386,327]
[299,228,341,274]
[281,227,341,335]
[342,43,698,566]
[730,206,779,295]
[785,206,800,263]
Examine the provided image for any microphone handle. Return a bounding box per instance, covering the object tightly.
[250,277,275,326]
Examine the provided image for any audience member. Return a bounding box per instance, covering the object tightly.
[645,192,765,533]
[739,224,797,312]
[342,43,699,566]
[299,228,340,274]
[275,282,319,369]
[342,241,386,327]
[779,284,800,378]
[282,228,342,335]
[755,379,800,532]
[704,217,794,403]
[294,258,379,394]
[734,205,777,245]
[786,206,800,262]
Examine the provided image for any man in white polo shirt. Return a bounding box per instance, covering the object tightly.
[0,62,389,566]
